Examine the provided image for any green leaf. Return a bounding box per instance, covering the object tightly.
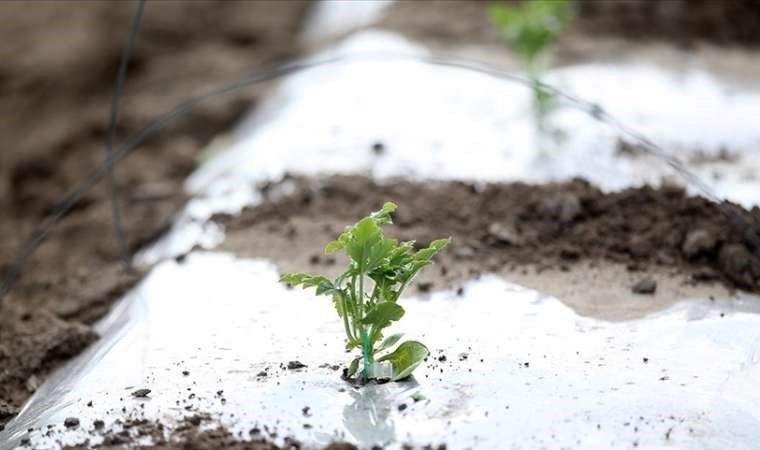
[400,238,451,284]
[377,341,429,381]
[413,238,451,264]
[346,217,381,266]
[347,357,360,377]
[324,202,396,255]
[361,302,405,327]
[345,222,398,274]
[388,241,414,266]
[279,272,308,285]
[369,201,397,225]
[376,333,404,353]
[280,273,337,296]
[488,0,573,65]
[332,293,345,318]
[367,238,397,273]
[324,239,344,254]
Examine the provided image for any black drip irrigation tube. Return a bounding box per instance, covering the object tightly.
[1,51,758,303]
[102,0,146,270]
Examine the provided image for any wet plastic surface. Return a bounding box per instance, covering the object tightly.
[3,252,760,449]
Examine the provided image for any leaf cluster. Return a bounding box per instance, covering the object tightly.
[281,202,450,382]
[488,0,574,71]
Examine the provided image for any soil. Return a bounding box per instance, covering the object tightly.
[575,0,760,47]
[215,174,760,300]
[20,405,361,450]
[0,0,308,425]
[379,0,760,49]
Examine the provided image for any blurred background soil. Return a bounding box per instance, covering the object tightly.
[381,0,760,48]
[0,0,308,419]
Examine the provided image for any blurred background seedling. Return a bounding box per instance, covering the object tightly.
[489,0,575,126]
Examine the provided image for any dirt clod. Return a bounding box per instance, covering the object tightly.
[132,389,152,398]
[324,443,359,450]
[538,193,582,224]
[682,229,717,258]
[372,142,386,155]
[632,278,658,295]
[719,244,759,288]
[287,361,307,370]
[418,282,434,292]
[487,223,523,245]
[0,404,18,424]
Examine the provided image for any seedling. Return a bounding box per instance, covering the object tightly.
[489,0,574,122]
[281,202,450,383]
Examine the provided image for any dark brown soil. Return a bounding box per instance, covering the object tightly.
[576,0,760,47]
[0,0,308,425]
[380,0,760,48]
[114,425,358,450]
[29,412,360,450]
[216,175,760,295]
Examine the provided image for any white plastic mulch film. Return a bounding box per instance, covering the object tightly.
[3,253,760,449]
[4,5,760,450]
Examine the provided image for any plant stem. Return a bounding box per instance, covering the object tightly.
[360,329,371,383]
[358,273,372,382]
[393,280,409,302]
[340,293,356,344]
[349,275,360,341]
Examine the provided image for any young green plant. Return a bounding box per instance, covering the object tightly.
[489,0,574,123]
[280,202,450,383]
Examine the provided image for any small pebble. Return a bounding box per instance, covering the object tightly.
[63,417,80,428]
[632,278,657,295]
[287,361,307,370]
[132,388,151,398]
[371,141,385,155]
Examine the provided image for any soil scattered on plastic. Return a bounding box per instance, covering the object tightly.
[132,389,152,399]
[34,414,360,450]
